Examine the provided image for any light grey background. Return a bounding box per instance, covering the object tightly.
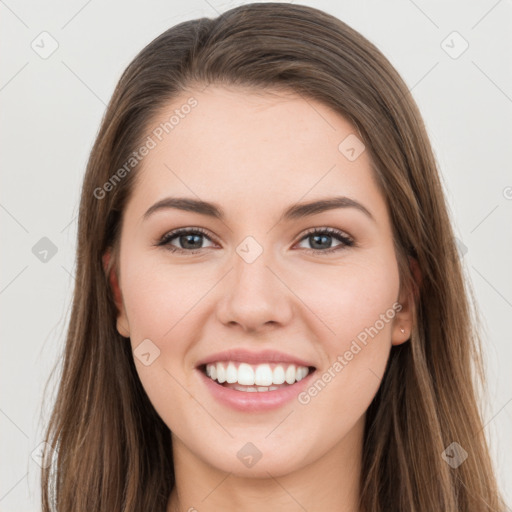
[1,0,511,510]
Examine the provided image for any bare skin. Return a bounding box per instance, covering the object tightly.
[109,85,415,512]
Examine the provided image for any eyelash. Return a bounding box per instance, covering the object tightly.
[156,226,355,255]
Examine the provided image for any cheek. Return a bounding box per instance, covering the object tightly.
[120,250,207,341]
[292,254,399,398]
[293,256,399,408]
[290,254,400,347]
[118,252,206,424]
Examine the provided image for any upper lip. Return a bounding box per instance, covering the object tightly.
[196,348,316,369]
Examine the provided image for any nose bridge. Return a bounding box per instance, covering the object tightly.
[232,233,278,301]
[216,233,293,330]
[234,235,272,291]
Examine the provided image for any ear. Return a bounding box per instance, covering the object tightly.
[391,256,421,346]
[102,249,130,338]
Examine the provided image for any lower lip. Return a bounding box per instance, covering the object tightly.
[197,367,316,412]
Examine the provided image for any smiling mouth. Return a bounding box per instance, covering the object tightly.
[199,362,317,392]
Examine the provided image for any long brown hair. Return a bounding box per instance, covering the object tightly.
[40,3,505,510]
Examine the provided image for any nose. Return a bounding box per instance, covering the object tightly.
[215,245,294,333]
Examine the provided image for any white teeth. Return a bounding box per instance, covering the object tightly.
[232,385,280,392]
[254,364,273,386]
[272,365,286,385]
[238,363,255,385]
[296,366,307,381]
[216,363,226,383]
[285,365,296,384]
[226,362,237,383]
[205,361,311,388]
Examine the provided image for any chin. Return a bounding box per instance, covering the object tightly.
[201,440,310,478]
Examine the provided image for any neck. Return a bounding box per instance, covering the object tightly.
[167,416,364,512]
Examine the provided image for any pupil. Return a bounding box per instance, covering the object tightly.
[182,234,202,249]
[311,234,331,249]
[178,233,333,250]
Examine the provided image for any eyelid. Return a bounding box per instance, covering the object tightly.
[298,226,354,243]
[157,226,217,248]
[156,226,355,254]
[295,226,354,254]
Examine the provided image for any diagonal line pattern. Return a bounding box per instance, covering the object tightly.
[162,367,234,438]
[399,61,439,105]
[472,61,512,105]
[61,0,94,29]
[368,367,382,383]
[266,471,309,511]
[471,0,503,30]
[60,215,77,233]
[162,267,234,338]
[60,265,76,281]
[61,61,107,106]
[164,163,233,234]
[0,266,28,295]
[265,410,294,438]
[470,205,499,233]
[0,0,29,28]
[0,472,28,502]
[201,472,232,502]
[202,0,222,16]
[476,396,512,436]
[455,471,507,512]
[471,265,512,308]
[0,62,29,92]
[296,90,337,131]
[0,408,29,438]
[0,203,29,232]
[407,0,439,29]
[264,265,337,335]
[266,164,337,235]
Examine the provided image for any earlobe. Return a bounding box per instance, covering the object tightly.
[391,256,421,346]
[102,250,130,338]
[391,294,413,346]
[116,316,130,338]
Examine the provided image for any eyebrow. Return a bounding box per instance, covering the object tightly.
[143,195,374,222]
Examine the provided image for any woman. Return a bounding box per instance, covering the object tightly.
[40,3,505,511]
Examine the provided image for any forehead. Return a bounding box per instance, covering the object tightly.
[128,85,386,221]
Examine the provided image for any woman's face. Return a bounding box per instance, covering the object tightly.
[113,85,412,477]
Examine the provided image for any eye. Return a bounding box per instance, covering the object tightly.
[156,227,216,254]
[156,226,354,255]
[295,227,354,255]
